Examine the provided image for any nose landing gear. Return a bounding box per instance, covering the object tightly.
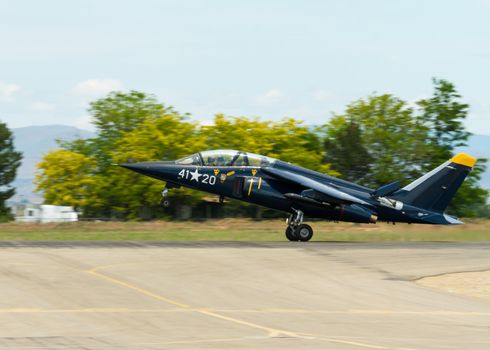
[285,209,313,242]
[160,188,170,208]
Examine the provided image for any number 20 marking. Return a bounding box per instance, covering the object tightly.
[202,174,216,185]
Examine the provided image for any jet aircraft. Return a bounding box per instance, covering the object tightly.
[119,150,477,241]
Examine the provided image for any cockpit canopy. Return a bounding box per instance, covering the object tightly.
[175,150,276,167]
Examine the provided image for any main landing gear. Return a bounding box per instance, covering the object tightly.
[160,188,170,208]
[285,209,313,242]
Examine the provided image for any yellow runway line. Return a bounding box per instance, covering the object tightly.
[0,308,186,313]
[141,337,257,346]
[4,306,485,317]
[210,308,490,316]
[85,265,414,349]
[87,267,190,309]
[87,266,291,336]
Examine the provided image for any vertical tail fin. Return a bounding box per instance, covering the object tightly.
[391,153,476,212]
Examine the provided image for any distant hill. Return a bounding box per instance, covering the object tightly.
[10,125,95,203]
[6,125,490,204]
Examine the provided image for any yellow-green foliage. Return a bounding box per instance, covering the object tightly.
[202,114,337,175]
[108,114,206,219]
[35,150,104,210]
[35,92,334,219]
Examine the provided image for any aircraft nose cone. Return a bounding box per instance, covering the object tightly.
[118,162,156,177]
[117,162,177,181]
[118,163,147,171]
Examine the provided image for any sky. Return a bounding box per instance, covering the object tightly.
[1,0,489,134]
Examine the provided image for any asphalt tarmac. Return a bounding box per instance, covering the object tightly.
[0,241,489,349]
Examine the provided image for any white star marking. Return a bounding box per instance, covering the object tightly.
[189,168,202,182]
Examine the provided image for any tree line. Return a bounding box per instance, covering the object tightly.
[0,122,22,221]
[28,79,489,219]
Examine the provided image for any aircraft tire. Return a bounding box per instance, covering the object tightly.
[285,227,299,241]
[160,199,170,208]
[296,224,313,242]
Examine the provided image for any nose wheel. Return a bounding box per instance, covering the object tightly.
[285,209,313,242]
[160,188,170,208]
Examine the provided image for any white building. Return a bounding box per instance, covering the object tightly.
[15,204,78,223]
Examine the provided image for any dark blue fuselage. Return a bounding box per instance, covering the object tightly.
[121,156,457,225]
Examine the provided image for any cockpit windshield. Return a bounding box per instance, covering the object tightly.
[174,153,201,165]
[175,150,276,167]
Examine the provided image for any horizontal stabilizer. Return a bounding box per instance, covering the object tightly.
[372,181,400,197]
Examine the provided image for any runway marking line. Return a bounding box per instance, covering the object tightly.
[0,308,181,313]
[141,337,261,346]
[87,268,190,308]
[212,308,490,316]
[87,266,290,335]
[1,307,488,316]
[85,265,418,350]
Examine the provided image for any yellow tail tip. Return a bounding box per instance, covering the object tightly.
[450,153,477,168]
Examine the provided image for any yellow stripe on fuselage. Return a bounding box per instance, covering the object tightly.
[248,178,254,196]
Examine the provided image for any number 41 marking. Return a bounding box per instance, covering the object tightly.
[178,169,188,179]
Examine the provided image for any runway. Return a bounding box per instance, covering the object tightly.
[0,241,489,349]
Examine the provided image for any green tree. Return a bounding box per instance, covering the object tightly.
[323,119,371,183]
[91,91,171,138]
[417,78,470,163]
[62,91,177,170]
[0,121,22,221]
[324,81,488,217]
[449,163,489,217]
[417,78,488,216]
[324,94,430,188]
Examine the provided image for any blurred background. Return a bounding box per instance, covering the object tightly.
[1,0,489,222]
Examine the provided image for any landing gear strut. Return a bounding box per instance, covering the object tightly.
[160,188,170,208]
[285,209,313,242]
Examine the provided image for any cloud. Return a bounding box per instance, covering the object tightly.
[73,79,123,97]
[257,88,283,103]
[0,82,21,102]
[29,102,55,112]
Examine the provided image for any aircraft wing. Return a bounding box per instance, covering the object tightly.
[262,167,371,206]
